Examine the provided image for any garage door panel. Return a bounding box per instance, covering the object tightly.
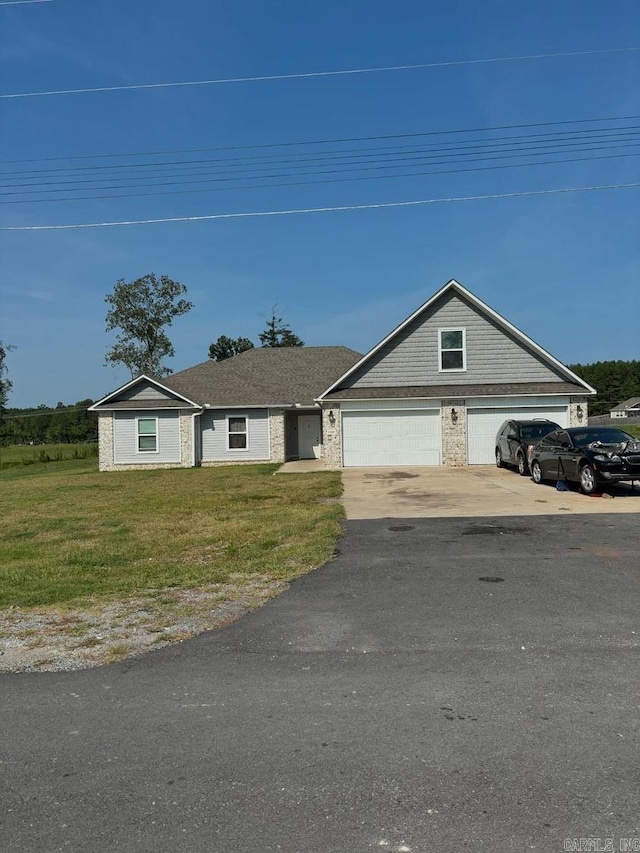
[342,410,441,467]
[467,405,569,465]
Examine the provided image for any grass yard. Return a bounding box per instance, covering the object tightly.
[0,442,98,469]
[0,460,343,608]
[624,424,640,439]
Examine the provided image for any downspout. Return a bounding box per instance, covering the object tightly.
[191,409,204,467]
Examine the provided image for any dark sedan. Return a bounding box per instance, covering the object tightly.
[528,427,640,494]
[495,419,560,475]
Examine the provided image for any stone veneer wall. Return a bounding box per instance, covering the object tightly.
[440,399,467,466]
[179,411,194,467]
[97,411,114,472]
[98,410,194,472]
[321,404,342,469]
[569,397,589,427]
[268,409,286,463]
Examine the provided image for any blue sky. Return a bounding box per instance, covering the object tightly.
[1,0,639,407]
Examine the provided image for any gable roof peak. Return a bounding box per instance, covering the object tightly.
[89,373,200,410]
[317,278,596,399]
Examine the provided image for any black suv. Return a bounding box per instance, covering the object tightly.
[528,426,640,494]
[495,419,561,475]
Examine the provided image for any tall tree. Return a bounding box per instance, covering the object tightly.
[208,335,255,362]
[105,273,193,377]
[258,308,304,348]
[0,340,14,413]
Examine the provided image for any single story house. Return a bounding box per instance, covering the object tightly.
[610,397,640,419]
[90,346,362,471]
[91,279,595,471]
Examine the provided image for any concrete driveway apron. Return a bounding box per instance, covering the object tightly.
[2,513,638,852]
[341,465,640,518]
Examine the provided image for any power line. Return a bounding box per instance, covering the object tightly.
[0,0,53,5]
[2,407,92,419]
[2,46,639,99]
[2,114,638,166]
[4,130,640,185]
[4,126,640,181]
[2,149,638,204]
[2,182,638,231]
[1,145,638,205]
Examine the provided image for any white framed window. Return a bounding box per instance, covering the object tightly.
[227,414,249,450]
[438,328,466,372]
[137,417,158,452]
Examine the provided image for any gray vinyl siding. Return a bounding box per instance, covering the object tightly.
[200,409,270,461]
[344,292,567,389]
[110,382,184,406]
[113,410,181,464]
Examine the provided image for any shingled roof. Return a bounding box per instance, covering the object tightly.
[162,346,362,408]
[610,397,640,412]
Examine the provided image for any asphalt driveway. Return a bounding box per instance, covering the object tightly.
[2,513,639,852]
[342,465,640,518]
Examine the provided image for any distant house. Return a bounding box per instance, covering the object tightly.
[610,397,640,419]
[91,279,595,471]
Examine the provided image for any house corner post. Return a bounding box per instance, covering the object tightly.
[441,399,467,466]
[322,404,341,469]
[97,412,114,472]
[269,408,286,462]
[569,397,589,427]
[179,410,195,467]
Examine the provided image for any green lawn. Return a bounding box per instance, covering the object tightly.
[0,460,343,608]
[0,442,98,469]
[624,424,640,439]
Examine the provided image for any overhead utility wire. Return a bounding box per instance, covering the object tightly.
[2,47,639,99]
[2,114,638,165]
[2,138,639,197]
[3,131,639,189]
[2,183,638,231]
[3,150,638,205]
[3,126,640,181]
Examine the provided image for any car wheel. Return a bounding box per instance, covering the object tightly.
[579,464,598,495]
[517,453,528,476]
[531,460,544,484]
[495,448,504,468]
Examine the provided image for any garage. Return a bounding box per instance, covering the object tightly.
[342,402,441,467]
[466,397,570,464]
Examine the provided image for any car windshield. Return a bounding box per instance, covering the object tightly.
[519,423,558,440]
[570,428,634,446]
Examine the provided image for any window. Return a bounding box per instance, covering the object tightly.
[554,431,573,449]
[227,415,248,450]
[137,417,158,452]
[439,328,466,371]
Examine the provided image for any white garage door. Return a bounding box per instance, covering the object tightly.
[342,408,441,467]
[467,403,569,465]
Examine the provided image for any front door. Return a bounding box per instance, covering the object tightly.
[298,415,322,459]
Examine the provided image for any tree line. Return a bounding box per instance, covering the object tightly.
[0,401,98,446]
[569,360,640,416]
